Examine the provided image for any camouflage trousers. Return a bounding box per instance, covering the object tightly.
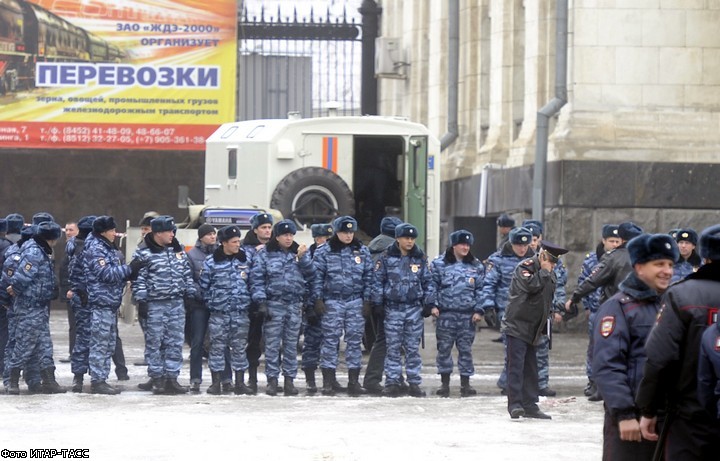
[89,307,117,383]
[208,309,250,372]
[300,320,323,371]
[145,299,185,379]
[435,310,476,376]
[320,298,365,370]
[384,304,423,385]
[263,300,302,379]
[70,295,91,375]
[7,302,54,371]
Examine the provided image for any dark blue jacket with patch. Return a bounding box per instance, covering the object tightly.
[427,248,485,314]
[132,233,195,302]
[371,242,431,306]
[199,247,251,312]
[311,236,373,302]
[83,233,131,309]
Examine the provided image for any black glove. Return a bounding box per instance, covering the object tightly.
[128,258,145,280]
[257,302,271,321]
[76,289,89,307]
[314,299,326,316]
[372,302,384,317]
[305,307,321,326]
[137,301,149,320]
[362,300,372,318]
[561,301,579,321]
[421,304,434,318]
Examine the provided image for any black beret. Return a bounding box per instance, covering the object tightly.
[497,214,515,228]
[311,223,333,238]
[627,233,679,266]
[5,213,24,234]
[37,221,62,241]
[0,219,6,234]
[151,215,176,233]
[197,224,216,239]
[77,216,96,231]
[93,216,117,234]
[699,224,720,261]
[509,227,532,245]
[522,220,544,236]
[273,219,297,236]
[381,217,403,237]
[541,241,568,258]
[450,230,474,246]
[602,224,619,239]
[675,228,698,246]
[333,216,358,233]
[395,223,418,238]
[32,212,54,225]
[618,222,643,241]
[217,225,242,242]
[250,213,273,229]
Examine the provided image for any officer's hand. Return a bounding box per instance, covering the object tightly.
[258,302,271,321]
[431,307,440,318]
[306,308,321,326]
[553,312,563,325]
[539,252,554,272]
[372,303,384,318]
[639,416,658,441]
[77,289,88,307]
[472,313,484,324]
[564,299,574,312]
[314,299,326,316]
[297,244,308,259]
[362,300,372,318]
[137,301,149,320]
[421,305,433,318]
[618,419,642,442]
[128,258,145,280]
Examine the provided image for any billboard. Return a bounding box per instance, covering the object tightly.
[0,0,237,150]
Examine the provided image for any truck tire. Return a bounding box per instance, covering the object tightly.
[270,167,355,226]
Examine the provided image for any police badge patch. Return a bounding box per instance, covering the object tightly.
[98,258,106,267]
[355,256,361,264]
[410,264,419,273]
[24,263,32,271]
[600,316,615,338]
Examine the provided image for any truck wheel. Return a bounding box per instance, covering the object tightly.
[270,167,355,226]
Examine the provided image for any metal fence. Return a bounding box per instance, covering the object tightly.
[238,1,363,120]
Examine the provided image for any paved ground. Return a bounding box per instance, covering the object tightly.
[0,309,605,461]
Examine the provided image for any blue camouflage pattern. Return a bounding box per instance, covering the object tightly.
[301,319,323,370]
[480,245,528,320]
[671,255,702,284]
[435,311,476,376]
[67,237,90,375]
[312,238,373,370]
[372,242,431,385]
[578,250,602,380]
[83,234,130,309]
[263,300,303,378]
[208,311,250,372]
[88,308,117,383]
[144,299,185,379]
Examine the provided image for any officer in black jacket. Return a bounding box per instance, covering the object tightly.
[592,233,677,461]
[503,241,567,420]
[636,224,720,460]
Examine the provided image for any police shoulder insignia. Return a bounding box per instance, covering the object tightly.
[374,261,382,271]
[241,271,247,279]
[521,270,532,278]
[715,336,720,352]
[7,269,13,277]
[98,258,106,267]
[485,262,494,271]
[600,316,615,338]
[176,252,184,259]
[523,259,533,266]
[410,264,419,273]
[468,277,475,286]
[355,256,362,264]
[13,255,20,261]
[24,263,32,271]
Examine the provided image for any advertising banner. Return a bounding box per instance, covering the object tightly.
[0,0,237,150]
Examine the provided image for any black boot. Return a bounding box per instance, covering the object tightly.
[382,383,401,397]
[408,383,426,398]
[190,382,201,393]
[222,380,233,394]
[321,368,335,396]
[331,370,347,393]
[460,375,477,397]
[283,376,298,396]
[436,373,450,397]
[165,378,188,394]
[247,366,258,395]
[72,373,84,393]
[303,368,317,394]
[41,367,66,394]
[207,372,222,395]
[138,378,154,391]
[347,369,366,396]
[266,377,278,396]
[8,368,21,395]
[151,377,166,395]
[91,381,121,395]
[234,371,252,395]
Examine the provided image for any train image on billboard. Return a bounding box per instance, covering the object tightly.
[0,0,125,94]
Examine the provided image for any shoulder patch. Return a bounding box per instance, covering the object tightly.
[485,261,494,272]
[98,258,106,267]
[24,263,32,271]
[523,259,534,266]
[375,260,382,271]
[715,335,720,352]
[521,270,532,278]
[600,316,615,338]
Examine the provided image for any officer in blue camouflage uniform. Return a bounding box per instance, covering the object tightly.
[301,222,333,394]
[250,219,313,396]
[132,215,196,394]
[592,234,677,459]
[481,226,533,393]
[671,228,702,283]
[0,217,12,382]
[66,216,95,392]
[698,321,720,420]
[199,225,253,395]
[312,216,373,396]
[6,221,65,395]
[241,212,273,394]
[372,223,432,398]
[427,230,485,397]
[578,224,621,399]
[496,214,515,251]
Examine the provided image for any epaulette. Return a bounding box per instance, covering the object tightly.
[522,259,534,266]
[618,295,633,304]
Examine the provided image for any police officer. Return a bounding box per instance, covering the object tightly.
[427,230,485,397]
[241,212,273,394]
[59,221,78,362]
[132,215,196,394]
[312,216,373,396]
[134,211,159,382]
[301,222,333,394]
[363,216,404,394]
[199,225,253,395]
[250,219,313,396]
[84,216,144,395]
[593,234,677,460]
[698,322,720,420]
[0,218,12,380]
[671,228,702,283]
[636,224,720,459]
[496,213,515,250]
[6,221,65,395]
[578,224,621,400]
[503,241,567,419]
[372,223,431,398]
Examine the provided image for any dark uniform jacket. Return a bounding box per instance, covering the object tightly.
[571,245,632,305]
[636,263,720,420]
[698,322,720,420]
[502,255,556,345]
[592,273,662,422]
[185,239,217,310]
